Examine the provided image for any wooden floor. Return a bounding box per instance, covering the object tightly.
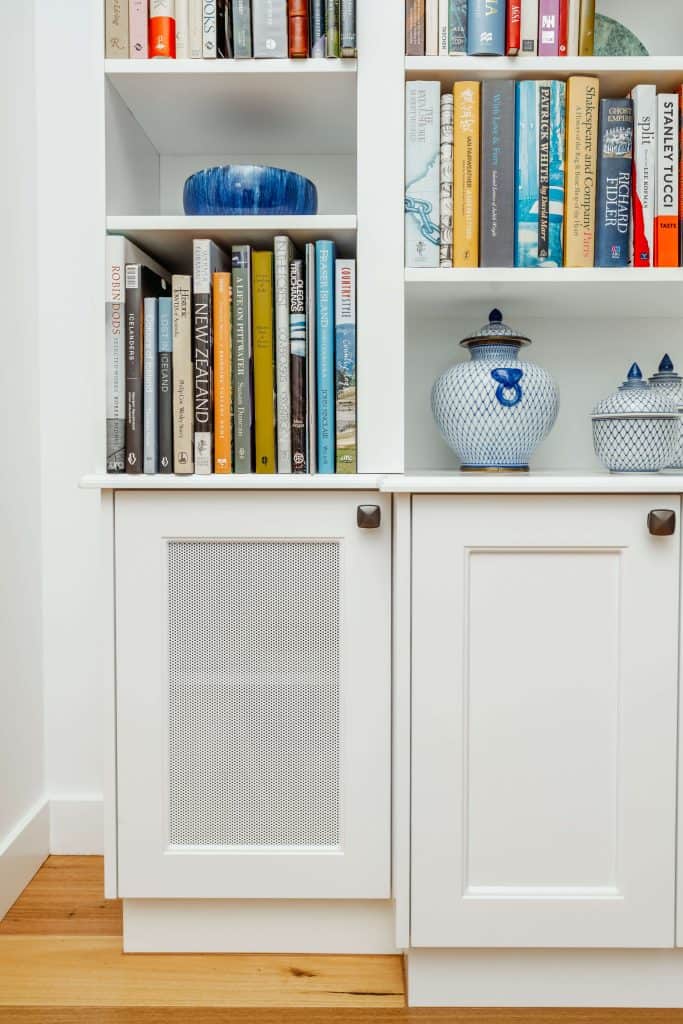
[0,858,682,1023]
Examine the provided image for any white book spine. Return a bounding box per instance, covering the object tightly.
[567,0,581,55]
[425,0,439,56]
[175,0,190,56]
[274,236,293,474]
[202,0,217,56]
[405,81,441,269]
[438,0,449,55]
[520,0,538,54]
[253,0,288,58]
[143,298,158,474]
[189,0,203,56]
[632,84,657,267]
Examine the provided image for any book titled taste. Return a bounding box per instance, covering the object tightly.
[467,0,505,56]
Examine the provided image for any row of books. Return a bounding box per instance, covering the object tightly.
[105,0,356,59]
[106,236,356,475]
[405,0,596,57]
[406,79,682,270]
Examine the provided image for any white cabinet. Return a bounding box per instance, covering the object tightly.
[411,494,679,949]
[114,490,391,900]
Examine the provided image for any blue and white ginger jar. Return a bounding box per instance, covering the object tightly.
[431,309,560,471]
[648,354,683,470]
[592,363,678,473]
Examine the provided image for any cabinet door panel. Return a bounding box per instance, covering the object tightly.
[412,495,679,948]
[115,491,391,899]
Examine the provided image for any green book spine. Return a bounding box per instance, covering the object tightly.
[326,0,340,55]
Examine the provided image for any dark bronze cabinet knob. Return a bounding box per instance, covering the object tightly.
[357,505,381,529]
[648,510,676,536]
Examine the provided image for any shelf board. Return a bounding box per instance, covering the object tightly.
[405,267,683,320]
[106,59,357,156]
[405,56,683,92]
[381,471,683,495]
[107,215,357,269]
[81,473,379,491]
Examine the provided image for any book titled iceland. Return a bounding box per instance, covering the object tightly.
[515,79,566,267]
[405,81,441,269]
[595,98,633,267]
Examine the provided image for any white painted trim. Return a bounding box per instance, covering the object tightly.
[49,798,104,855]
[381,471,683,494]
[392,494,411,949]
[123,899,398,954]
[81,473,380,491]
[406,949,683,1007]
[0,799,49,920]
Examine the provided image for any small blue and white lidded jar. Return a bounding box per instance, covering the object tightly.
[431,309,560,471]
[648,354,683,470]
[592,363,679,473]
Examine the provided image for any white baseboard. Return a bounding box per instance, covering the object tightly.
[49,796,104,854]
[0,799,49,919]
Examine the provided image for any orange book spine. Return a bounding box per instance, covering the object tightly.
[656,94,680,267]
[213,272,232,473]
[149,0,176,57]
[289,0,309,57]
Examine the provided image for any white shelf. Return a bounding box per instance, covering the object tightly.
[381,471,683,494]
[81,473,380,491]
[405,267,683,320]
[405,56,683,92]
[107,215,357,269]
[106,59,357,156]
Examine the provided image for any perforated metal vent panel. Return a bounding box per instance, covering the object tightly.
[167,540,341,848]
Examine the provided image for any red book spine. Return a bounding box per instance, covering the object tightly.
[679,86,683,265]
[507,0,521,55]
[288,0,309,57]
[557,0,569,55]
[149,1,176,57]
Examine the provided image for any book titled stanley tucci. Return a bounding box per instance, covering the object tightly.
[467,0,505,55]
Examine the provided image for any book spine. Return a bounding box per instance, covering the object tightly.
[129,0,149,57]
[538,0,559,56]
[217,0,233,55]
[253,252,277,473]
[316,241,336,474]
[438,0,449,55]
[274,235,293,473]
[202,0,217,55]
[290,259,307,473]
[192,241,213,474]
[480,79,515,268]
[440,93,454,268]
[452,81,480,267]
[253,0,288,57]
[656,94,679,268]
[175,0,190,55]
[426,0,438,56]
[232,0,253,55]
[405,80,441,269]
[467,0,505,56]
[679,86,683,266]
[105,241,126,473]
[150,0,176,55]
[595,98,633,268]
[335,259,356,475]
[632,85,657,267]
[213,272,232,473]
[232,246,254,473]
[310,0,326,55]
[172,275,193,473]
[567,0,580,55]
[158,296,173,473]
[520,0,538,53]
[578,0,594,55]
[557,0,568,55]
[289,0,309,56]
[405,0,425,55]
[326,0,340,55]
[105,0,129,57]
[507,0,521,54]
[340,0,356,55]
[515,80,566,267]
[124,265,144,473]
[305,243,317,474]
[448,0,467,53]
[189,0,203,54]
[564,75,600,268]
[143,297,158,474]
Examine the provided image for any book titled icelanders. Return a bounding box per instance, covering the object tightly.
[193,239,230,474]
[515,79,566,268]
[335,259,356,474]
[316,240,336,474]
[467,0,505,56]
[595,98,634,268]
[405,81,441,269]
[158,296,174,473]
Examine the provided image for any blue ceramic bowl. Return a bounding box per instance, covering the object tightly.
[183,164,318,216]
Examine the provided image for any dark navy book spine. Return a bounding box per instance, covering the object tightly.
[595,98,634,268]
[467,0,506,55]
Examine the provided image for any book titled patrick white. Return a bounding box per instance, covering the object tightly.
[515,79,566,267]
[405,81,441,269]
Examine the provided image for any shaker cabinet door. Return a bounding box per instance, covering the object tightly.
[411,495,679,949]
[115,490,391,900]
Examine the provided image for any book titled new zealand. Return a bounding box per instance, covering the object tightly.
[124,265,167,473]
[150,0,176,56]
[520,0,538,53]
[232,0,252,55]
[538,0,559,56]
[595,98,634,268]
[515,79,566,267]
[143,297,158,474]
[193,240,230,474]
[106,0,129,56]
[448,0,467,53]
[656,94,679,267]
[172,275,193,472]
[305,243,317,473]
[480,80,515,268]
[158,296,173,473]
[310,0,326,56]
[632,85,657,267]
[564,76,599,267]
[213,273,232,473]
[340,0,356,56]
[453,81,480,267]
[335,259,356,474]
[253,0,287,57]
[405,81,441,269]
[274,235,295,473]
[290,260,307,473]
[326,0,340,56]
[467,0,505,56]
[406,0,425,55]
[252,252,276,473]
[129,0,148,56]
[289,0,308,56]
[232,246,254,473]
[316,241,336,474]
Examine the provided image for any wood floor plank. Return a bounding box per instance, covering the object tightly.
[2,1009,683,1023]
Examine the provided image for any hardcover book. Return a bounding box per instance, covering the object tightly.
[217,0,233,55]
[305,243,317,473]
[326,0,340,55]
[440,93,454,268]
[253,252,277,473]
[274,235,295,473]
[564,76,600,267]
[150,0,176,56]
[679,87,683,265]
[448,0,467,53]
[515,79,566,267]
[656,94,679,267]
[595,98,634,268]
[335,259,356,474]
[289,0,309,57]
[175,0,190,56]
[310,0,326,56]
[426,0,438,56]
[253,0,288,58]
[340,0,356,55]
[129,0,148,56]
[189,0,203,56]
[143,297,158,474]
[632,84,657,267]
[193,240,230,474]
[172,275,193,473]
[406,0,425,55]
[213,272,232,473]
[232,0,253,56]
[507,0,521,54]
[290,259,307,473]
[557,0,568,55]
[158,296,173,473]
[438,0,449,55]
[105,0,129,57]
[124,265,167,473]
[480,80,515,268]
[453,81,480,267]
[316,240,336,474]
[232,245,254,473]
[538,0,559,56]
[520,0,538,53]
[467,0,505,56]
[567,0,580,55]
[405,80,441,269]
[578,0,594,55]
[202,0,217,56]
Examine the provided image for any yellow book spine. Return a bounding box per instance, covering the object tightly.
[452,81,480,268]
[578,0,595,56]
[564,76,599,267]
[213,272,232,473]
[252,251,276,474]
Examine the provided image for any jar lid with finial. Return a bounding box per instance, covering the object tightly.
[459,308,531,349]
[592,363,678,419]
[649,354,683,411]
